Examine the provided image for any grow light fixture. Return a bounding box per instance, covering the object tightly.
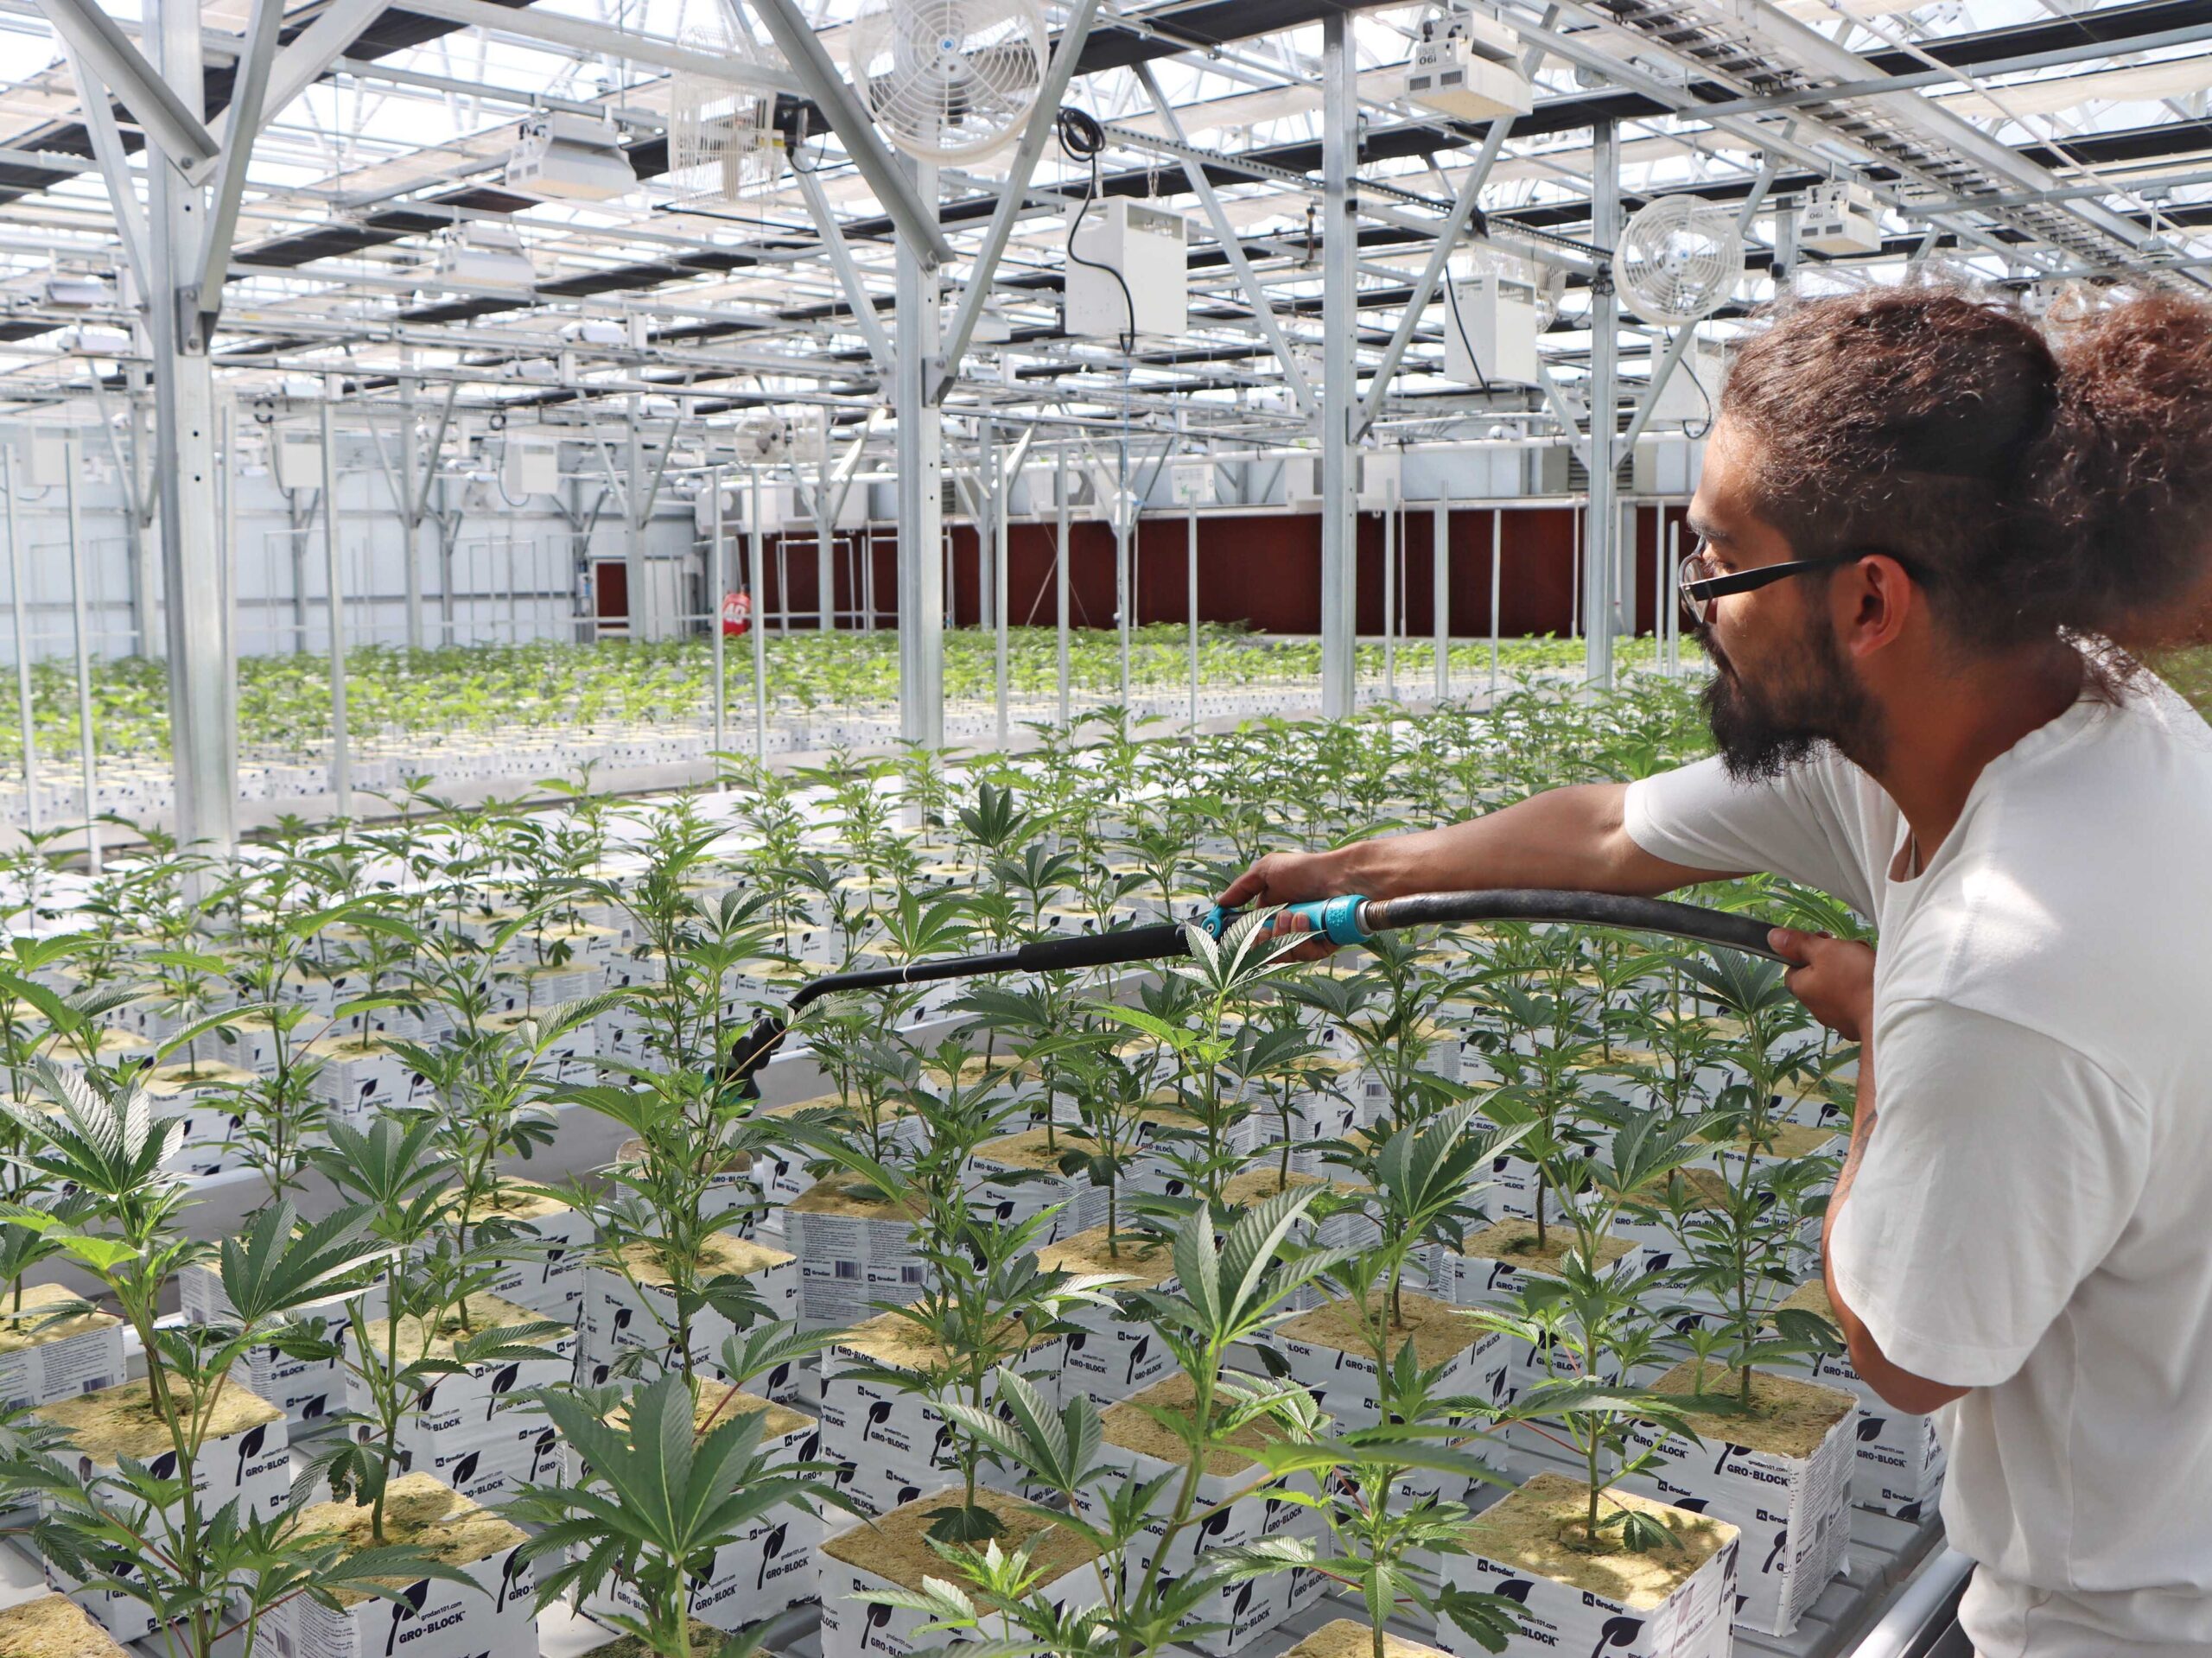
[1405,11,1530,123]
[42,272,110,308]
[435,223,537,295]
[505,112,637,201]
[1799,181,1884,256]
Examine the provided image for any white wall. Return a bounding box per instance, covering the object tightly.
[0,429,701,667]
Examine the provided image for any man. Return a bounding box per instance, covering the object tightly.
[1221,289,2212,1655]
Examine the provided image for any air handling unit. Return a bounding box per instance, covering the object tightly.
[1065,200,1188,341]
[1798,181,1884,256]
[1443,270,1540,385]
[505,112,637,201]
[1405,11,1529,122]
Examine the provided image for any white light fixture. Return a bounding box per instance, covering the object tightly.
[505,112,637,201]
[559,318,627,345]
[435,222,537,295]
[1405,11,1530,122]
[43,273,110,308]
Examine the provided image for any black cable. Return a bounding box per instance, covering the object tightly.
[1677,344,1715,440]
[1056,107,1136,357]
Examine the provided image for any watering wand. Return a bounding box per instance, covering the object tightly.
[724,888,1785,1096]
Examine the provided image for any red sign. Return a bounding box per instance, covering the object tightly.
[720,589,752,637]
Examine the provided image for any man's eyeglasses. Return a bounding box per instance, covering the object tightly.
[1675,543,1918,626]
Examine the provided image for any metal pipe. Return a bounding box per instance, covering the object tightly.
[61,435,96,870]
[320,397,350,816]
[1433,494,1449,703]
[1318,9,1357,721]
[994,440,1010,746]
[1186,506,1198,729]
[1055,446,1071,727]
[1382,492,1396,702]
[749,468,767,764]
[710,465,726,774]
[1489,506,1502,697]
[3,446,35,834]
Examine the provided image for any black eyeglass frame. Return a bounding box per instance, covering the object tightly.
[1676,544,1924,623]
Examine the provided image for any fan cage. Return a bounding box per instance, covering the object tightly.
[849,0,1048,164]
[671,32,785,205]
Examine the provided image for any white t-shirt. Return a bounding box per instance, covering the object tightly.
[1623,677,2212,1658]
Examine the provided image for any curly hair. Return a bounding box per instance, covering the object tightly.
[1718,288,2212,656]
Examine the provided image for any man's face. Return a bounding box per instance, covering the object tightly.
[1687,419,1886,779]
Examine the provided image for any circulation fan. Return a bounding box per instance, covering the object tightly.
[848,0,1048,163]
[1613,194,1745,326]
[735,414,793,466]
[669,19,785,210]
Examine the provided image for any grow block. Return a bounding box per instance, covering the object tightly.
[286,1472,537,1658]
[0,1283,124,1410]
[347,1291,577,1504]
[968,1127,1111,1244]
[308,1033,435,1131]
[580,1388,825,1631]
[1285,1619,1452,1658]
[1072,1372,1323,1655]
[0,1592,128,1657]
[455,1182,593,1323]
[580,1234,798,1394]
[817,1487,1106,1658]
[34,1027,152,1081]
[1433,1217,1644,1410]
[1620,1362,1856,1637]
[783,1178,927,1327]
[817,1311,1065,1519]
[37,1379,289,1641]
[1774,1280,1946,1521]
[1274,1290,1504,1428]
[138,1061,253,1175]
[1033,1224,1178,1405]
[179,1261,385,1427]
[1443,1471,1738,1658]
[614,1135,762,1235]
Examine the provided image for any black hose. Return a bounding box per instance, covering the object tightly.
[1057,107,1137,355]
[1361,888,1786,962]
[723,889,1784,1096]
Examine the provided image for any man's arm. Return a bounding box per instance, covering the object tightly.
[1217,783,1738,914]
[1773,928,1967,1414]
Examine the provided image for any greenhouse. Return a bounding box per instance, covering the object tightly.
[0,0,2203,1655]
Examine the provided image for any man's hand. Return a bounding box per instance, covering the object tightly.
[1217,849,1353,962]
[1770,927,1875,1041]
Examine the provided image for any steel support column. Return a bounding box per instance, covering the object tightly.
[894,158,944,748]
[1433,495,1450,702]
[147,0,234,852]
[1582,117,1620,689]
[1319,9,1358,721]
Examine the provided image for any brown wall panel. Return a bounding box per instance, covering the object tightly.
[753,503,1689,639]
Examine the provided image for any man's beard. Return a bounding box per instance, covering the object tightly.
[1699,615,1885,782]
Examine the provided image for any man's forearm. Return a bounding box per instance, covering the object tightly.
[1822,1047,1968,1414]
[1335,783,1722,900]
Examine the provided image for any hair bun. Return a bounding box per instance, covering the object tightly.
[2028,293,2212,651]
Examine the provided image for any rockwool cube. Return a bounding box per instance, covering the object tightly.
[180,1262,385,1427]
[1445,1471,1738,1658]
[1275,1289,1502,1427]
[783,1178,927,1327]
[582,1390,825,1631]
[1774,1280,1946,1521]
[39,1381,290,1642]
[1622,1362,1855,1637]
[1033,1224,1179,1406]
[0,1281,125,1409]
[819,1490,1107,1658]
[1075,1373,1325,1655]
[818,1312,1065,1520]
[580,1234,798,1390]
[286,1473,538,1658]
